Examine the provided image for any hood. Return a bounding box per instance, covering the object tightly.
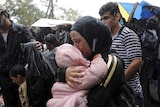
[71,16,112,60]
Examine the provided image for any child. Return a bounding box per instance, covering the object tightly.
[47,44,108,107]
[9,64,30,107]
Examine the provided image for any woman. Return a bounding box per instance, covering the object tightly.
[47,16,114,107]
[49,16,114,107]
[65,16,126,107]
[65,16,113,89]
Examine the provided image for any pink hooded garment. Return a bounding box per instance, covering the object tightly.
[46,43,108,107]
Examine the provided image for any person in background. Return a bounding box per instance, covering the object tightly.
[99,2,143,107]
[140,15,160,107]
[57,24,72,45]
[0,4,42,107]
[9,64,30,107]
[35,27,54,44]
[43,33,60,51]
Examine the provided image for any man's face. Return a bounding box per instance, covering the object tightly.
[100,11,120,30]
[70,31,91,57]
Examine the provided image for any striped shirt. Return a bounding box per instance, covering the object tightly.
[111,26,142,93]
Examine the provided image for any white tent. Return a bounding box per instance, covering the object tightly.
[31,18,75,27]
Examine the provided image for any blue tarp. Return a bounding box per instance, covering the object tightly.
[118,0,160,21]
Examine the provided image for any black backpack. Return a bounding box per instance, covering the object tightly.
[141,29,159,63]
[87,54,136,107]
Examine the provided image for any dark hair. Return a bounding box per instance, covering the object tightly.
[9,64,26,77]
[0,10,10,19]
[99,2,120,16]
[44,33,60,46]
[61,24,72,32]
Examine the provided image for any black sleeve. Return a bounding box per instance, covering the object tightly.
[55,67,67,82]
[44,49,67,83]
[15,23,35,43]
[22,26,35,42]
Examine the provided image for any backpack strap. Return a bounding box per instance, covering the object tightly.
[100,54,118,87]
[87,54,125,107]
[104,55,118,87]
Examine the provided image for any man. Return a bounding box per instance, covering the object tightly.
[99,2,143,107]
[0,4,42,107]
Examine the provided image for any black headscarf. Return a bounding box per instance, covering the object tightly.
[71,16,112,61]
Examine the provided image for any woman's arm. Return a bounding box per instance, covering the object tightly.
[65,54,108,89]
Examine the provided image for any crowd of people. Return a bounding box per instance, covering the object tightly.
[0,1,160,107]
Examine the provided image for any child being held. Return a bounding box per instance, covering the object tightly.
[47,43,108,107]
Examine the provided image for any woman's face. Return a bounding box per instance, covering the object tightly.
[70,31,91,57]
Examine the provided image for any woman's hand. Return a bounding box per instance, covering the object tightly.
[66,66,85,89]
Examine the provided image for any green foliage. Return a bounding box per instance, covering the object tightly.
[56,7,81,21]
[4,0,81,25]
[5,0,45,26]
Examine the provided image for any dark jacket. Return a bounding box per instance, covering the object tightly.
[0,22,34,75]
[21,42,66,107]
[0,22,34,107]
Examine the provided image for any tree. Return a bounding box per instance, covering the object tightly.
[56,7,81,21]
[40,0,81,21]
[5,0,44,26]
[4,0,81,25]
[40,0,57,19]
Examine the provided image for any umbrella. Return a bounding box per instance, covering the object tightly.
[117,0,160,22]
[117,2,142,21]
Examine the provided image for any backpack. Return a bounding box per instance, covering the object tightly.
[141,29,159,64]
[87,54,136,107]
